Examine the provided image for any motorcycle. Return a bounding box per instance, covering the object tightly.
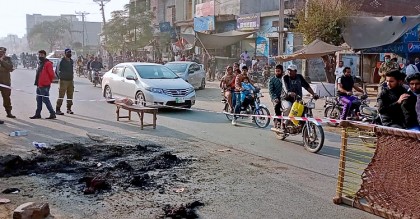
[77,65,84,77]
[223,88,271,128]
[324,95,381,126]
[271,97,325,153]
[92,68,102,87]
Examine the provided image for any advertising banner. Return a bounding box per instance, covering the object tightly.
[256,36,269,57]
[237,13,260,31]
[194,16,215,32]
[195,1,214,17]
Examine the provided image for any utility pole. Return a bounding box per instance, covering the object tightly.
[94,0,111,53]
[278,0,285,62]
[75,11,90,48]
[302,0,309,78]
[94,0,110,25]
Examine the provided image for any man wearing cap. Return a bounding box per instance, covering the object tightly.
[0,47,16,123]
[378,55,399,94]
[282,64,318,115]
[55,48,75,115]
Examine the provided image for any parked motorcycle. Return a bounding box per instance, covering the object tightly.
[271,97,325,153]
[324,95,381,126]
[92,68,102,87]
[223,88,271,128]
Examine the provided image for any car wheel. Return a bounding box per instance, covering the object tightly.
[199,78,206,90]
[104,86,115,104]
[135,91,146,106]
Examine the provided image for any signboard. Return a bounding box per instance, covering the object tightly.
[408,42,420,53]
[237,14,260,31]
[363,43,407,54]
[256,36,269,57]
[195,1,214,17]
[194,16,215,32]
[159,22,171,32]
[402,25,419,42]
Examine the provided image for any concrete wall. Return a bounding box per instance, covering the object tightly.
[239,0,301,14]
[157,0,176,23]
[215,0,240,16]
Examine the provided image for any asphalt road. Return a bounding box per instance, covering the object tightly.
[0,67,377,218]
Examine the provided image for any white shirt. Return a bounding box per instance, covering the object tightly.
[405,64,419,77]
[335,66,345,78]
[174,55,181,61]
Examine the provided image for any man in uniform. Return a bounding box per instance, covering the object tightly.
[0,47,16,124]
[378,55,399,94]
[55,48,75,115]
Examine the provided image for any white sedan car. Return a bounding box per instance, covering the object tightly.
[102,63,196,108]
[165,61,206,89]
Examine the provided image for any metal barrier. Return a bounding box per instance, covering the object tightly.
[333,121,420,218]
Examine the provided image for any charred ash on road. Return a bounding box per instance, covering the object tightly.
[0,142,189,194]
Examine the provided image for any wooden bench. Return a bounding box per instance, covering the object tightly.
[115,103,158,130]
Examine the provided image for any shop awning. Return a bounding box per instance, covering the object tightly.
[275,39,348,62]
[196,30,255,49]
[343,15,420,50]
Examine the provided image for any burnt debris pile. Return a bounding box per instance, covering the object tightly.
[0,143,188,194]
[162,201,205,219]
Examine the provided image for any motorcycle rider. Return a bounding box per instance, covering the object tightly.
[337,67,366,120]
[86,56,94,82]
[377,70,407,129]
[90,57,104,82]
[220,66,236,112]
[76,56,84,76]
[269,64,284,127]
[401,73,420,131]
[281,64,318,116]
[232,66,252,126]
[240,77,256,110]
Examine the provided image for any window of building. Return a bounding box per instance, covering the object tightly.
[186,0,193,20]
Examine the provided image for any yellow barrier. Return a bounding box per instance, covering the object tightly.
[333,121,420,219]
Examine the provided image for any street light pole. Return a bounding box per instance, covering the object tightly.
[278,0,285,62]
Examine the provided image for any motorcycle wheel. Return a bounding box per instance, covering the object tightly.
[302,123,325,153]
[253,106,271,128]
[224,102,233,121]
[324,105,341,127]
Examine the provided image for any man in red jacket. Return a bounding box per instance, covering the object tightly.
[30,50,56,119]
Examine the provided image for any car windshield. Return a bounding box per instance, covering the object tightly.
[165,63,187,74]
[50,59,59,68]
[134,65,179,79]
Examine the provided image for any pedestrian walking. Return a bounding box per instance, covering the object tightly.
[30,50,56,119]
[0,47,16,124]
[55,48,75,115]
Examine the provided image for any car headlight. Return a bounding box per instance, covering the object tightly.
[187,87,194,94]
[145,87,164,94]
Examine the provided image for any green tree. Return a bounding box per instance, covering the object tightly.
[102,1,153,53]
[294,0,356,82]
[28,19,71,52]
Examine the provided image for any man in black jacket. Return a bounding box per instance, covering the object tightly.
[402,73,420,131]
[281,64,318,115]
[55,48,75,115]
[377,70,407,128]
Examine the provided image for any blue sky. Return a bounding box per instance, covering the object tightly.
[0,0,128,38]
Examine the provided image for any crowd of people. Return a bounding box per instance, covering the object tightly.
[334,55,420,131]
[0,47,78,124]
[217,57,420,132]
